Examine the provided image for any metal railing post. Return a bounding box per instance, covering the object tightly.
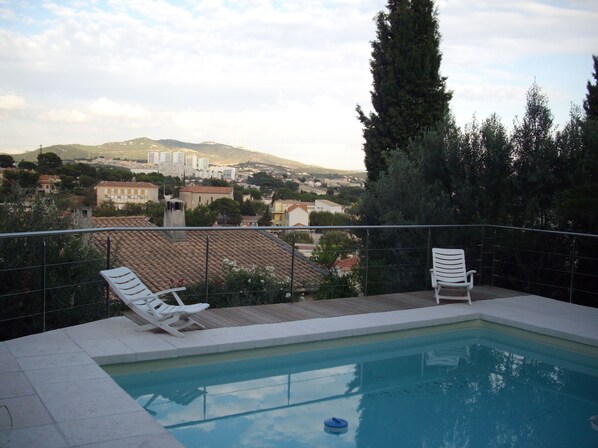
[105,236,111,317]
[479,226,485,285]
[204,236,210,300]
[426,227,432,288]
[41,237,47,332]
[491,228,497,287]
[569,236,576,304]
[290,239,296,301]
[364,229,370,296]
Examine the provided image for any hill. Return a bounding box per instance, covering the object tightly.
[9,138,364,176]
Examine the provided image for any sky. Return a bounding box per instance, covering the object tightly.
[0,0,597,171]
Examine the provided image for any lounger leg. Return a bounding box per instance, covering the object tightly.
[174,318,205,331]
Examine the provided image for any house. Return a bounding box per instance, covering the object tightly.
[94,181,159,209]
[272,200,315,225]
[286,204,309,227]
[334,255,359,276]
[314,199,344,214]
[37,175,61,194]
[241,215,260,227]
[92,214,324,292]
[179,186,233,209]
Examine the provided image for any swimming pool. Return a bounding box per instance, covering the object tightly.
[107,322,598,447]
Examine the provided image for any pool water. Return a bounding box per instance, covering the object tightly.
[109,325,598,447]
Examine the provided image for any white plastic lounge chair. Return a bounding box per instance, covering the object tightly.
[430,248,476,305]
[100,266,209,337]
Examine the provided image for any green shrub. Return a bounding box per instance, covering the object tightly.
[183,259,293,308]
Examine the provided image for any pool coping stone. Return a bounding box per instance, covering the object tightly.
[1,295,597,447]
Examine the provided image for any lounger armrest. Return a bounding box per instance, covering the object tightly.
[155,287,187,306]
[466,270,476,285]
[129,295,165,318]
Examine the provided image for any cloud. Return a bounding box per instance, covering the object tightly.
[0,94,25,111]
[1,1,597,167]
[89,98,151,120]
[41,108,87,123]
[170,95,364,170]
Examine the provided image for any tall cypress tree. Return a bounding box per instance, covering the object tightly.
[584,55,598,120]
[357,0,451,182]
[512,82,558,228]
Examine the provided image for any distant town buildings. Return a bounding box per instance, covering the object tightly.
[171,152,184,165]
[179,185,234,209]
[145,151,235,180]
[94,181,159,209]
[37,175,61,194]
[314,199,344,214]
[286,203,310,227]
[199,166,236,181]
[147,151,160,164]
[185,155,209,171]
[272,200,315,226]
[159,152,171,163]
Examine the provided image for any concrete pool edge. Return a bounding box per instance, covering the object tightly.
[1,295,597,447]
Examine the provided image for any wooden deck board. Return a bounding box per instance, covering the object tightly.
[124,286,527,330]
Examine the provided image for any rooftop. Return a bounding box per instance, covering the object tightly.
[315,199,342,207]
[1,290,597,447]
[92,216,324,292]
[179,186,232,194]
[94,181,159,189]
[287,204,308,213]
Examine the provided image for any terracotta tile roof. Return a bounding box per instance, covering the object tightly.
[335,256,359,271]
[94,181,159,189]
[179,186,232,194]
[287,204,308,213]
[92,216,324,292]
[38,175,60,183]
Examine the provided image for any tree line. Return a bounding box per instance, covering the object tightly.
[358,0,598,234]
[352,0,598,302]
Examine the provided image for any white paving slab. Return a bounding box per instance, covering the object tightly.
[24,363,109,388]
[16,352,95,371]
[1,295,597,448]
[58,411,168,446]
[0,350,21,374]
[5,331,82,357]
[0,372,35,399]
[0,424,68,448]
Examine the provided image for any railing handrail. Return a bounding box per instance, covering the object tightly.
[1,224,597,240]
[2,222,598,340]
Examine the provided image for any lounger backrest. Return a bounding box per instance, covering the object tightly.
[100,267,159,311]
[432,248,467,284]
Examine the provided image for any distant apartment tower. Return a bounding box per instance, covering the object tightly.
[209,166,236,181]
[185,155,208,170]
[185,154,198,170]
[147,151,160,164]
[172,151,185,165]
[159,152,171,163]
[198,157,209,170]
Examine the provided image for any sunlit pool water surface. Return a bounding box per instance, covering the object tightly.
[108,324,598,447]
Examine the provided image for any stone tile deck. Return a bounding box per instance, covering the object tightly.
[1,289,598,447]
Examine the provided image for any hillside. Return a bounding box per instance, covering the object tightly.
[9,138,364,176]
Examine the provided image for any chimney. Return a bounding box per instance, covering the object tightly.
[75,207,93,228]
[163,198,187,241]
